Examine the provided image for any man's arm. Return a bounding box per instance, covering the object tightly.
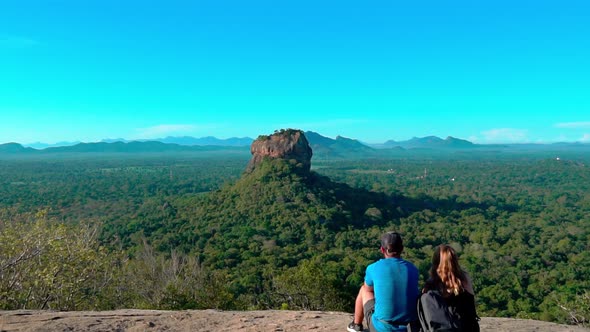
[362,266,376,304]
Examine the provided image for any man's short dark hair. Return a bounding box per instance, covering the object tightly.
[381,232,403,254]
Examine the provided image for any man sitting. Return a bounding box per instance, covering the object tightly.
[348,232,419,332]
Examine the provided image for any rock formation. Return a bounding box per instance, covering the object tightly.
[246,129,313,173]
[0,309,586,332]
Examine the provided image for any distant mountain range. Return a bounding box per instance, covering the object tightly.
[0,141,249,155]
[2,132,589,158]
[0,143,37,154]
[25,136,253,149]
[373,136,476,149]
[304,131,378,158]
[26,141,81,149]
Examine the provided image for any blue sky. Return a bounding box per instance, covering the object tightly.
[1,0,589,144]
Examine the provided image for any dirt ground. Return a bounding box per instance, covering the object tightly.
[0,309,588,332]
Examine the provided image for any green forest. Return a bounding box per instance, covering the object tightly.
[1,149,589,326]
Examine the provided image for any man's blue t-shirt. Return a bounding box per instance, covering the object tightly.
[365,257,419,332]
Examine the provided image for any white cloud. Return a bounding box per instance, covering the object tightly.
[0,36,40,48]
[481,128,528,143]
[581,134,590,142]
[555,122,590,129]
[134,124,200,138]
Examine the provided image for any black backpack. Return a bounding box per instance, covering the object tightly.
[416,290,480,332]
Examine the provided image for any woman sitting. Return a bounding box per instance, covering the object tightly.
[418,244,479,332]
[424,244,474,296]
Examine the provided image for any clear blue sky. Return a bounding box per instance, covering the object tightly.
[1,0,589,144]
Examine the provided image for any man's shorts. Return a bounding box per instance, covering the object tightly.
[364,299,377,332]
[364,299,410,332]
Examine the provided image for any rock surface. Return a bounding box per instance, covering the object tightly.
[0,309,588,332]
[246,129,312,173]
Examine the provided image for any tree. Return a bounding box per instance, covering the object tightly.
[0,211,121,310]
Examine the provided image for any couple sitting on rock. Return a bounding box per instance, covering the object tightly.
[347,232,478,332]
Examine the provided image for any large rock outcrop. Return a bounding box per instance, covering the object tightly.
[246,129,312,173]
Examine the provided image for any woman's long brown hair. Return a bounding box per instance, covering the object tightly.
[429,244,466,296]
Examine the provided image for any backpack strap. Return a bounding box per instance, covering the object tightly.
[417,292,429,332]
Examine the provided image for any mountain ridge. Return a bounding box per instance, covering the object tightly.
[305,131,377,158]
[24,136,255,149]
[3,132,590,157]
[19,132,590,150]
[374,135,475,149]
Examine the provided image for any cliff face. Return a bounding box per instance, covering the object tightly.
[246,129,313,173]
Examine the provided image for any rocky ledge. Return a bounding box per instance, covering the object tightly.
[0,309,588,332]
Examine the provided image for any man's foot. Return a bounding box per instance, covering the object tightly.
[347,321,363,332]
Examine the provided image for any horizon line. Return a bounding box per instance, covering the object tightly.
[3,133,589,147]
